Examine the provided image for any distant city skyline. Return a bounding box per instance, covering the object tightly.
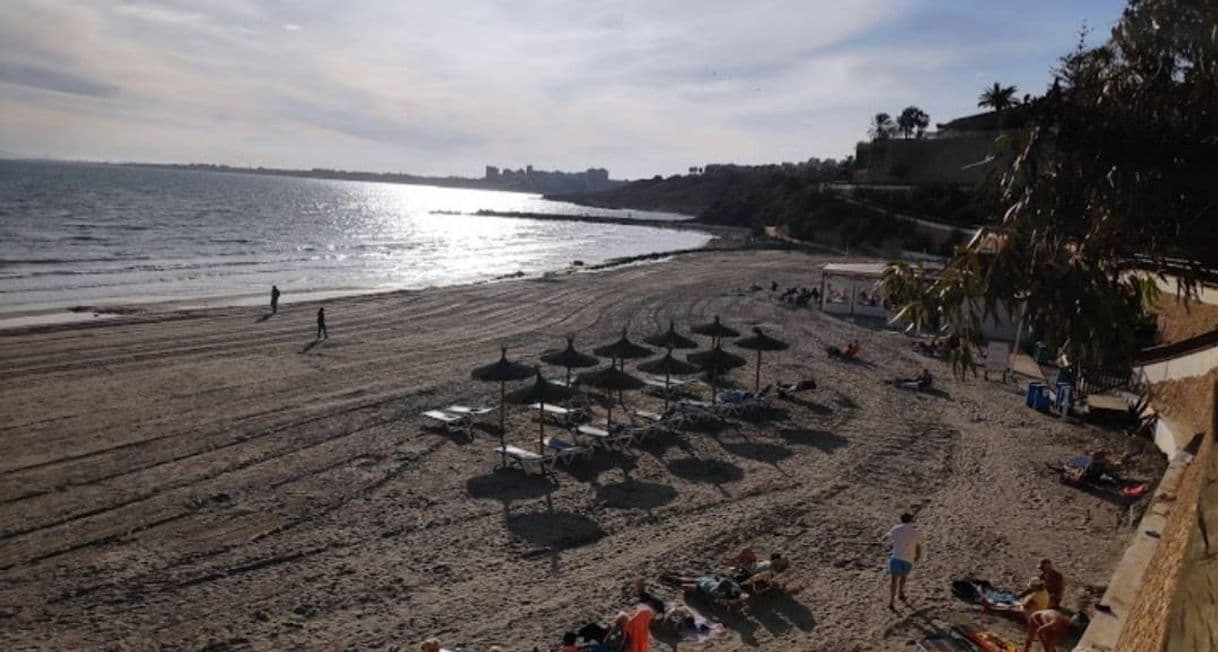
[1,1,1122,179]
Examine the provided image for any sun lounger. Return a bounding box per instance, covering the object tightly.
[607,423,644,447]
[543,436,592,464]
[530,403,582,426]
[493,444,551,474]
[574,424,611,447]
[446,404,496,417]
[422,409,472,437]
[632,408,664,423]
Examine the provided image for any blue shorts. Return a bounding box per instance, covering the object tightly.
[889,557,913,577]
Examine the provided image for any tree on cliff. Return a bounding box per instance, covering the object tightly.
[897,106,930,138]
[869,113,896,140]
[885,0,1218,376]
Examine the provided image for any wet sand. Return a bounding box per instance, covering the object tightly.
[0,249,1162,650]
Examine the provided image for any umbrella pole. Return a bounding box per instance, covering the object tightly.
[755,350,762,393]
[499,381,506,434]
[664,369,671,412]
[538,401,545,457]
[607,403,612,433]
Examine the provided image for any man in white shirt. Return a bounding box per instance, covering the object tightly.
[887,512,921,609]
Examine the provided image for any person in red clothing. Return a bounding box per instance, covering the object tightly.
[624,604,653,652]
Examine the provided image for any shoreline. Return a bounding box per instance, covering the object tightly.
[0,238,763,333]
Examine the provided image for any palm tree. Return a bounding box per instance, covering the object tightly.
[869,112,895,140]
[897,106,930,139]
[978,82,1018,113]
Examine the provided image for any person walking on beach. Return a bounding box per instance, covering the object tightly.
[316,307,327,340]
[887,512,921,610]
[270,285,280,314]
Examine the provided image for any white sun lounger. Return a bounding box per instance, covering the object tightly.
[574,424,611,447]
[446,404,496,417]
[543,435,592,464]
[422,409,472,436]
[494,444,550,475]
[530,403,581,426]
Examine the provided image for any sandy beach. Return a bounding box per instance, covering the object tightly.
[0,249,1163,651]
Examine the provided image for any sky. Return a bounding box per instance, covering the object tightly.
[0,0,1125,179]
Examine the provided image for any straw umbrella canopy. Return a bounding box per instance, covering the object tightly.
[593,328,654,401]
[506,371,573,456]
[734,327,790,392]
[691,315,740,348]
[593,328,654,370]
[643,321,699,351]
[687,343,747,403]
[637,351,701,410]
[539,336,599,385]
[575,366,645,431]
[471,347,537,440]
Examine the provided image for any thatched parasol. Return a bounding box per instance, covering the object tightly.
[576,366,645,431]
[506,372,573,456]
[593,328,654,369]
[539,335,599,385]
[471,347,536,441]
[734,327,790,392]
[687,343,747,403]
[643,321,699,351]
[691,315,740,348]
[637,350,701,410]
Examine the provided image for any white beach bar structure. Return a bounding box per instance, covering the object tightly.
[819,263,889,318]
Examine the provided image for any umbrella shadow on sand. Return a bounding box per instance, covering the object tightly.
[751,590,817,636]
[562,448,639,484]
[720,439,795,466]
[777,428,849,454]
[466,470,555,507]
[666,457,744,495]
[595,479,678,513]
[506,509,606,552]
[780,395,834,415]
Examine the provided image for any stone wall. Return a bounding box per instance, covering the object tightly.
[1113,383,1215,651]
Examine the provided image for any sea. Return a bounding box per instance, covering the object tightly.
[0,160,710,315]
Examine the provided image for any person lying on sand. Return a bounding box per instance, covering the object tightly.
[828,340,862,359]
[777,379,816,398]
[662,573,745,597]
[894,369,933,390]
[723,547,758,569]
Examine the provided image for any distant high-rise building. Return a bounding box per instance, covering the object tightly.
[485,165,499,180]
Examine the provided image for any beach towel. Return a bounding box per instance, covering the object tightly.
[679,617,724,643]
[955,625,1019,652]
[951,579,1017,605]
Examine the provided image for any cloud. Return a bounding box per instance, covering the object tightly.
[0,0,1127,177]
[0,62,120,97]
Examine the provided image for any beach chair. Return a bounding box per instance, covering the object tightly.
[574,424,611,448]
[607,423,644,447]
[530,403,580,427]
[543,435,592,465]
[422,409,471,437]
[493,444,551,475]
[445,404,496,430]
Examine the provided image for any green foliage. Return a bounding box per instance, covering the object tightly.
[885,0,1218,374]
[977,82,1018,112]
[896,106,931,138]
[869,112,896,140]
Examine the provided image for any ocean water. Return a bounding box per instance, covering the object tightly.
[0,161,709,313]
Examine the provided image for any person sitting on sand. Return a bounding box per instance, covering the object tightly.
[630,578,666,614]
[723,547,758,570]
[736,552,790,582]
[593,612,630,652]
[777,379,816,398]
[1023,609,1070,652]
[559,631,579,652]
[1036,559,1065,609]
[420,638,443,652]
[623,604,653,652]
